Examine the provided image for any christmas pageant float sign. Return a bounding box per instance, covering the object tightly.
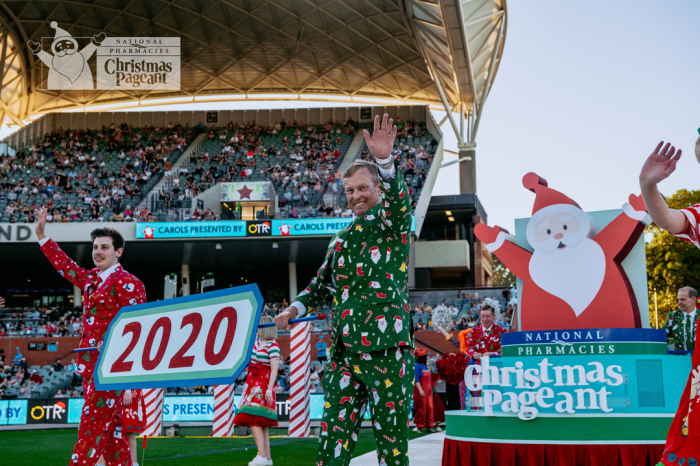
[441,172,691,466]
[93,285,263,391]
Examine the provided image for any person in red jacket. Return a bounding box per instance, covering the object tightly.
[35,206,146,466]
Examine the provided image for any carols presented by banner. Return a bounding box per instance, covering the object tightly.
[94,285,263,391]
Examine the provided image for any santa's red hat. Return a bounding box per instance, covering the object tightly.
[522,172,581,216]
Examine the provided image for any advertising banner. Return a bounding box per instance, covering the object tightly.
[0,400,28,425]
[27,399,69,424]
[136,221,246,239]
[272,216,417,237]
[136,217,416,240]
[221,182,271,202]
[4,394,386,425]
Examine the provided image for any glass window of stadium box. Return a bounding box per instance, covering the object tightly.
[415,194,493,289]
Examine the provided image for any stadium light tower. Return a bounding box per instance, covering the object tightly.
[405,0,508,194]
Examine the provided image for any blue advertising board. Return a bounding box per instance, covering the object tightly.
[136,217,415,240]
[0,400,28,425]
[136,221,247,239]
[64,394,371,424]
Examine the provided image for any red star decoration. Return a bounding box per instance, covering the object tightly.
[238,184,253,199]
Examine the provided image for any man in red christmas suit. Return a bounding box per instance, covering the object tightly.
[35,207,146,466]
[639,140,700,465]
[475,172,650,331]
[465,304,507,360]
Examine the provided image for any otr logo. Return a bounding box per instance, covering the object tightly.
[31,402,66,420]
[248,222,271,235]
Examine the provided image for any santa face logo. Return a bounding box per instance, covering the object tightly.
[341,286,350,303]
[369,281,380,289]
[393,316,403,333]
[338,408,346,421]
[527,204,605,317]
[338,256,345,268]
[339,372,351,390]
[371,388,380,405]
[369,247,381,264]
[376,315,388,333]
[385,247,391,262]
[343,323,350,337]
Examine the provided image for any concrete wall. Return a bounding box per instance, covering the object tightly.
[415,240,470,268]
[0,336,81,368]
[0,222,136,244]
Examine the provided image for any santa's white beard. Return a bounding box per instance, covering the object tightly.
[52,52,85,83]
[529,238,606,317]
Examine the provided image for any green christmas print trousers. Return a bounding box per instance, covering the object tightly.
[316,345,415,466]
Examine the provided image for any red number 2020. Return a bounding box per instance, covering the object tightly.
[110,307,237,373]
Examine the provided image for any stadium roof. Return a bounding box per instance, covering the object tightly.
[0,0,506,144]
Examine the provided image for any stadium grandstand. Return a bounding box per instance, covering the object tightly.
[0,0,508,442]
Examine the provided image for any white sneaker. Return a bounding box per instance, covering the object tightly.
[249,455,269,466]
[267,459,273,466]
[436,427,443,432]
[413,427,421,432]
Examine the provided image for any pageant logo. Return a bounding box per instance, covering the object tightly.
[28,21,180,90]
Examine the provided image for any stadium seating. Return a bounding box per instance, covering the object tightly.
[0,122,198,223]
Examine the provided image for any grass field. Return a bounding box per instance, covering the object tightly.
[0,427,429,465]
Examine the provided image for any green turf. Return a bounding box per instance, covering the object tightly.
[0,427,430,465]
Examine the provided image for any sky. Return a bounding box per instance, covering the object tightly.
[432,0,700,232]
[3,1,699,233]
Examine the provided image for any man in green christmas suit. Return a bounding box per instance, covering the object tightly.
[276,114,415,466]
[663,286,699,351]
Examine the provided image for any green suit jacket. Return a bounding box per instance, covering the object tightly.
[295,159,414,358]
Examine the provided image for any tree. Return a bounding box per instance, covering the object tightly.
[492,256,516,286]
[646,189,700,327]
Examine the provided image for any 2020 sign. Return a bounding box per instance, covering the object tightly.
[95,285,263,391]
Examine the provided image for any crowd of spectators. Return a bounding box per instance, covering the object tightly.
[0,121,196,223]
[0,349,80,399]
[411,287,518,332]
[0,303,82,338]
[154,118,356,216]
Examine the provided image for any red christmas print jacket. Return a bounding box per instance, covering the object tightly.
[465,324,507,359]
[40,239,146,382]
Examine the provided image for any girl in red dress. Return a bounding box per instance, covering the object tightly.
[413,348,436,433]
[233,316,280,466]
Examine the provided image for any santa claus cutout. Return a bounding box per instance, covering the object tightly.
[475,172,651,331]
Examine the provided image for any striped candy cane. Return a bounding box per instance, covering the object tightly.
[141,388,164,437]
[213,384,236,437]
[288,321,311,437]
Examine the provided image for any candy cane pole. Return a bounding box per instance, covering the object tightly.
[213,384,236,437]
[141,388,164,437]
[288,320,311,437]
